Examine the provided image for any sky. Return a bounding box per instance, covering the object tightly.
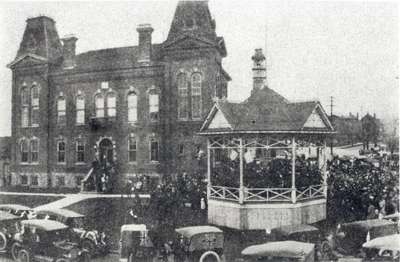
[0,0,398,136]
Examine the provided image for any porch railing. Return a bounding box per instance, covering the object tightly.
[209,184,325,203]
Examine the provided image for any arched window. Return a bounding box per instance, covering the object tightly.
[95,93,104,118]
[21,87,29,127]
[57,140,66,163]
[177,73,188,120]
[191,72,202,119]
[149,89,159,121]
[128,134,137,162]
[76,95,85,125]
[107,92,116,117]
[149,135,159,162]
[31,85,40,126]
[127,92,137,123]
[57,96,66,125]
[20,139,29,163]
[30,138,39,163]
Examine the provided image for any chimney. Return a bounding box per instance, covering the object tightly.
[251,48,266,91]
[137,24,154,64]
[61,35,78,69]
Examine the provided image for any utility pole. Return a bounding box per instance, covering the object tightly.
[330,96,334,156]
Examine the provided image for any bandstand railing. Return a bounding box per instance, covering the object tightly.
[209,184,325,203]
[244,187,292,202]
[210,186,240,201]
[296,185,325,201]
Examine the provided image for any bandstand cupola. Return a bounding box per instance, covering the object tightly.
[252,48,266,91]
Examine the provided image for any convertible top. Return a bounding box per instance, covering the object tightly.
[363,234,400,251]
[241,241,315,258]
[383,212,400,220]
[0,210,19,221]
[35,208,84,218]
[121,224,147,232]
[21,219,68,231]
[342,219,396,230]
[271,224,319,236]
[175,226,222,238]
[0,204,31,211]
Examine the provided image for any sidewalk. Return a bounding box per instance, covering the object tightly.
[0,191,150,210]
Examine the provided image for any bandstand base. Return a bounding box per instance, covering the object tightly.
[208,198,326,230]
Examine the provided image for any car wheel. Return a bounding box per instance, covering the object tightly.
[81,239,95,256]
[80,251,91,262]
[320,241,332,260]
[17,249,30,262]
[199,251,221,262]
[0,232,7,251]
[10,242,22,261]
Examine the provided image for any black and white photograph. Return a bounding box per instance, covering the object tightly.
[0,1,398,261]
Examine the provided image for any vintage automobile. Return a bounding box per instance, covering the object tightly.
[384,212,400,222]
[15,219,90,262]
[362,234,400,261]
[174,225,224,262]
[269,224,333,260]
[0,204,33,218]
[34,208,109,257]
[241,240,316,262]
[0,210,21,255]
[335,219,398,257]
[120,224,155,262]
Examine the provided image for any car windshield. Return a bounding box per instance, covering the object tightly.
[45,229,69,243]
[68,217,84,228]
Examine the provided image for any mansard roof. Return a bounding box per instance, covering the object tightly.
[167,1,216,43]
[15,16,62,62]
[164,0,227,56]
[200,86,335,134]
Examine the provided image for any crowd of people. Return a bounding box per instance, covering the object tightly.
[211,156,323,189]
[327,155,399,223]
[82,159,116,193]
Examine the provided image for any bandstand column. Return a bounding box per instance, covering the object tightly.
[239,137,244,204]
[322,139,328,197]
[207,138,211,201]
[291,136,296,203]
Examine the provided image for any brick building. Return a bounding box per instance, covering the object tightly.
[7,1,230,190]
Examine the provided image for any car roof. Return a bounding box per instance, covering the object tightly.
[0,210,19,221]
[35,208,84,218]
[362,234,400,251]
[241,241,315,258]
[121,224,147,232]
[0,204,31,211]
[21,219,68,231]
[175,226,222,238]
[383,212,400,220]
[271,224,319,236]
[343,219,396,230]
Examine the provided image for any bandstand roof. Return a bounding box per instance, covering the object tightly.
[200,87,335,135]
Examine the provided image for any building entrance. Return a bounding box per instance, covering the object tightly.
[99,138,114,164]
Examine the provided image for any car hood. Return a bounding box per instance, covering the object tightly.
[54,240,79,251]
